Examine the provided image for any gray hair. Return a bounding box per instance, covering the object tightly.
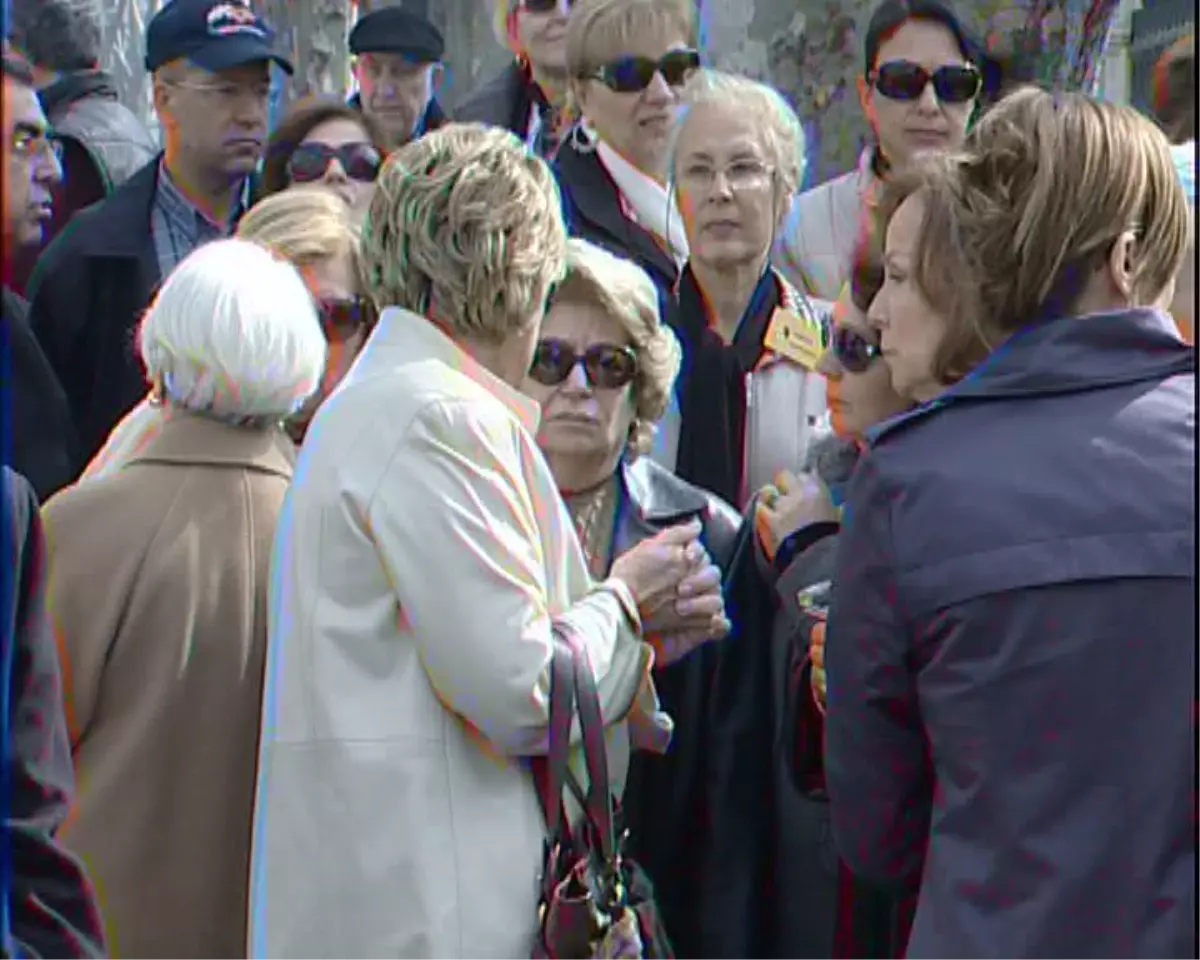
[138,239,326,423]
[10,0,103,73]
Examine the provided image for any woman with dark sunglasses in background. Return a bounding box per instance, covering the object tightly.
[775,0,981,306]
[258,96,387,222]
[774,225,916,960]
[454,0,574,158]
[553,0,700,303]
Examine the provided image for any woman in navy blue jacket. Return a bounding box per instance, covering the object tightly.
[825,88,1196,958]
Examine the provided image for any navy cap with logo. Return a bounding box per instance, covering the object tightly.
[145,0,294,75]
[349,7,444,63]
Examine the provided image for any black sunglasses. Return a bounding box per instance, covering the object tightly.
[317,297,369,343]
[871,60,981,105]
[529,339,638,389]
[589,49,700,94]
[288,142,382,185]
[831,325,883,374]
[521,0,571,12]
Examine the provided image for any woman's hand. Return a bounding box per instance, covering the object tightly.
[755,470,840,560]
[809,620,828,714]
[641,562,731,667]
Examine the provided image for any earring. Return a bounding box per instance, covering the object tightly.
[570,119,598,153]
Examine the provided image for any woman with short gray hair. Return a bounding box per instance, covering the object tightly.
[41,238,325,958]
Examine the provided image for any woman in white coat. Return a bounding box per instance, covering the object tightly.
[249,123,729,958]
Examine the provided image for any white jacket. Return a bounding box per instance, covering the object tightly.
[249,307,669,958]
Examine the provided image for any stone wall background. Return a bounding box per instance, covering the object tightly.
[98,0,1120,186]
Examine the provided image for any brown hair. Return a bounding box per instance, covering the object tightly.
[258,97,387,200]
[1152,33,1195,144]
[877,87,1190,381]
[876,155,988,383]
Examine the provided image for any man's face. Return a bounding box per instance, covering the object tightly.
[3,76,63,248]
[155,60,271,182]
[355,53,438,148]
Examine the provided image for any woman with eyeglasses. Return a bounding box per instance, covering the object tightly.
[775,0,981,305]
[554,0,700,301]
[522,236,781,959]
[82,188,370,476]
[660,68,837,957]
[258,96,386,221]
[777,231,918,960]
[454,0,573,158]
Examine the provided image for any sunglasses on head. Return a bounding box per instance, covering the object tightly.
[529,339,638,389]
[831,325,883,374]
[520,0,572,12]
[317,297,369,343]
[288,142,382,185]
[871,60,981,105]
[589,48,700,94]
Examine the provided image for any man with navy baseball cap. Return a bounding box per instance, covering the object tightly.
[25,0,294,472]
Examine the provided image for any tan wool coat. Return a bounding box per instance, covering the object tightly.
[41,413,295,959]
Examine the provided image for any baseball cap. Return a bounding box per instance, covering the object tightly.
[145,0,294,75]
[349,6,444,63]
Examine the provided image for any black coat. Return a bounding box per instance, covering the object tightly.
[1,467,105,957]
[25,159,163,472]
[613,456,776,958]
[452,63,529,137]
[553,140,678,305]
[0,288,77,501]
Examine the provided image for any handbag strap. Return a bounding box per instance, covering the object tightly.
[556,626,617,864]
[537,629,578,845]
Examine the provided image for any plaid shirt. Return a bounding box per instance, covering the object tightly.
[150,161,246,279]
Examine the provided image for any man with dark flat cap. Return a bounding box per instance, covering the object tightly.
[25,0,292,471]
[348,5,446,149]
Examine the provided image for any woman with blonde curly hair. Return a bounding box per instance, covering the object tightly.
[826,87,1195,958]
[523,237,755,955]
[251,124,729,957]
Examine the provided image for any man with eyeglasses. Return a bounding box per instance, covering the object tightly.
[25,0,293,473]
[347,5,447,149]
[1,49,78,502]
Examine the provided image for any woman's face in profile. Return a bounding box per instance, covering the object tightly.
[287,116,381,221]
[674,102,778,271]
[868,193,949,404]
[818,285,909,437]
[288,248,369,440]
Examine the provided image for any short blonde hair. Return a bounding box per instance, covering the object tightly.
[239,186,360,269]
[668,69,808,199]
[566,0,697,80]
[553,238,681,456]
[361,123,567,343]
[957,87,1189,335]
[139,239,326,421]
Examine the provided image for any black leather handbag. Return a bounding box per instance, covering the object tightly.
[529,627,675,960]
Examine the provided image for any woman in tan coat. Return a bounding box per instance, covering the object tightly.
[41,238,327,958]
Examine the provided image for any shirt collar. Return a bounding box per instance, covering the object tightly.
[156,158,246,233]
[371,306,541,434]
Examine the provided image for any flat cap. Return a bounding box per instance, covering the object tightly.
[349,7,443,63]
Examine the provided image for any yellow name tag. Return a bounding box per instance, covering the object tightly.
[763,307,823,371]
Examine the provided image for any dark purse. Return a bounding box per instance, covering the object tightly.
[529,627,675,960]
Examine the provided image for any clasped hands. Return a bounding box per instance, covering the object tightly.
[610,518,730,668]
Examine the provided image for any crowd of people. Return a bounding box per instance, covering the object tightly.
[0,0,1195,957]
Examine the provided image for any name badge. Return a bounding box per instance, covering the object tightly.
[763,307,823,371]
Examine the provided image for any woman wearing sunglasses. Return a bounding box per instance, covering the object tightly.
[555,0,700,301]
[775,0,981,305]
[81,188,370,476]
[258,96,387,221]
[454,0,573,158]
[523,236,780,959]
[776,232,917,960]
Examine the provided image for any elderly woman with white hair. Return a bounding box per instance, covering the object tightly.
[41,238,325,959]
[251,123,728,957]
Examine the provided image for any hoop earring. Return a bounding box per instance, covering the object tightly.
[570,118,598,153]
